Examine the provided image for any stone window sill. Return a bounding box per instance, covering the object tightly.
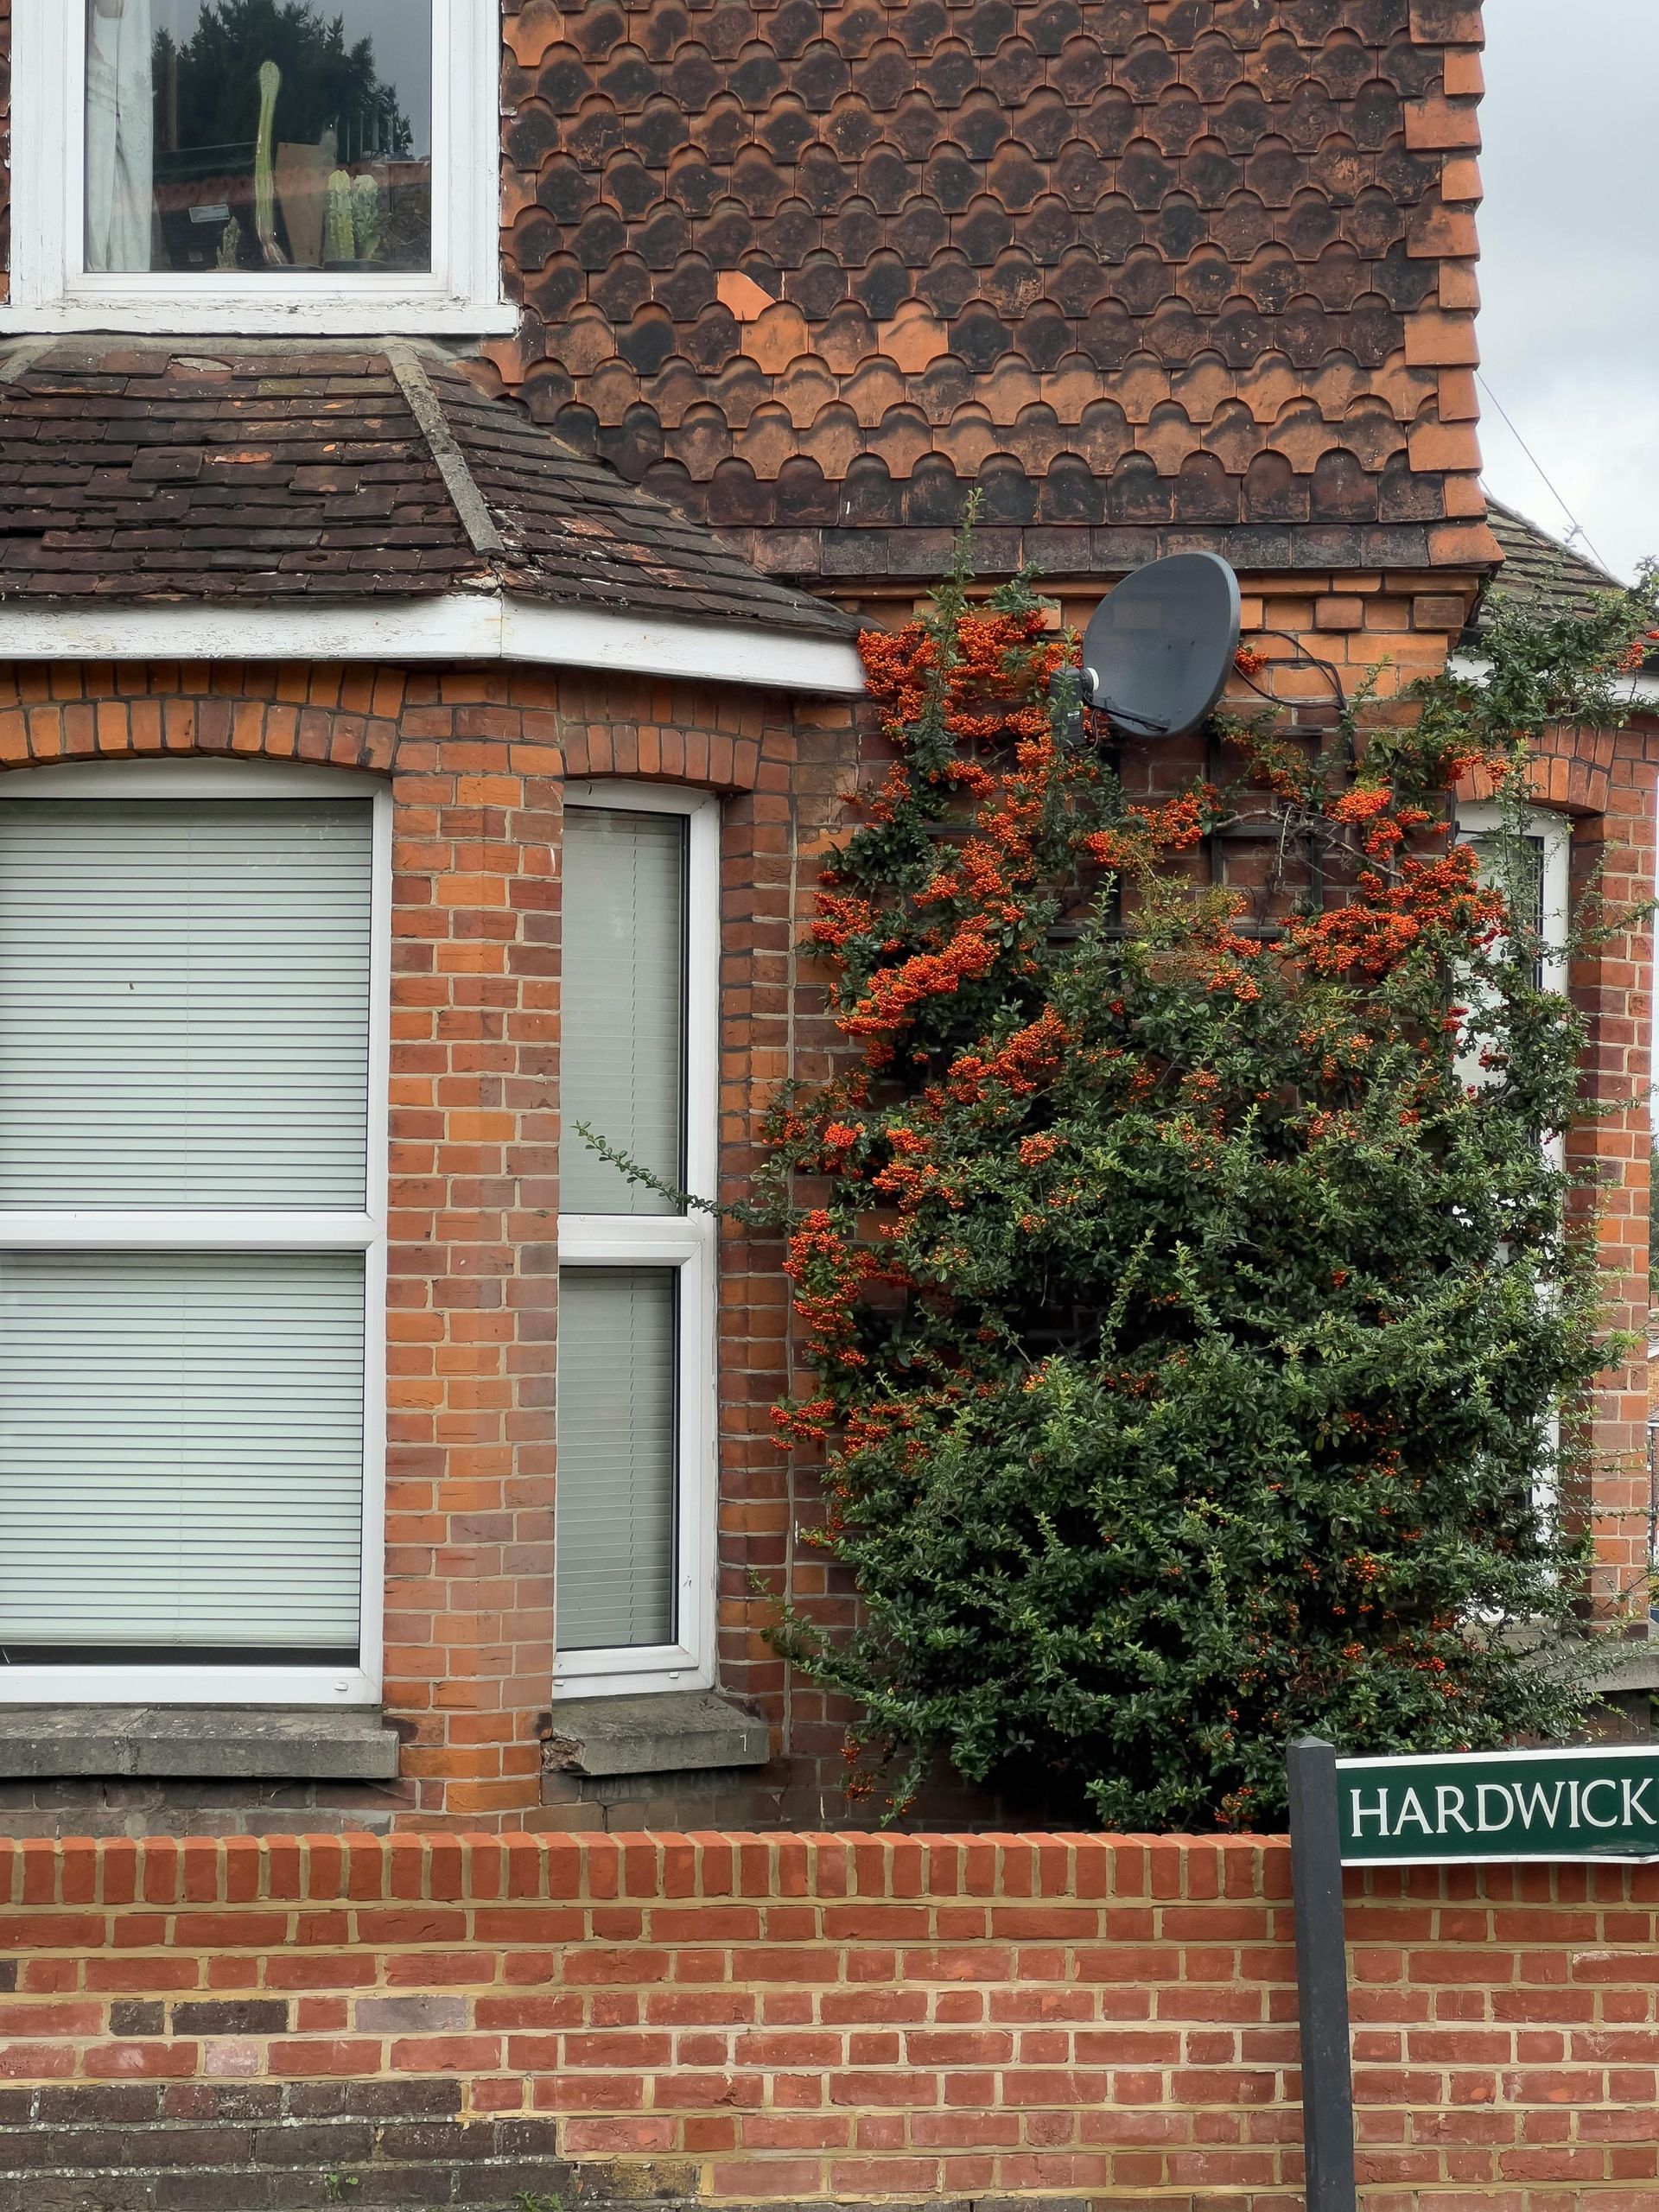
[543,1690,770,1778]
[0,1706,401,1782]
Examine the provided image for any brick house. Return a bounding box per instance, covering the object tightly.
[0,0,1649,1843]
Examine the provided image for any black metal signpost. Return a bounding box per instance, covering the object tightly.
[1286,1740,1357,2212]
[1287,1737,1659,2212]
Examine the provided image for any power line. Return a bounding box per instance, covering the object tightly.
[1476,372,1611,572]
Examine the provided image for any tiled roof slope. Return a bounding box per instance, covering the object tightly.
[1474,498,1622,630]
[490,0,1497,583]
[0,340,856,639]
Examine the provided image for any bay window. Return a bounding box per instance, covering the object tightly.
[6,0,507,333]
[553,786,719,1700]
[0,760,389,1706]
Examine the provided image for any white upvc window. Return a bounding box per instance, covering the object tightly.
[552,783,720,1701]
[1457,802,1572,999]
[0,758,390,1707]
[1458,803,1573,1535]
[5,0,511,335]
[1456,804,1573,1130]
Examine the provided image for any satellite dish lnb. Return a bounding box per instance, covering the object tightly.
[1079,551,1242,739]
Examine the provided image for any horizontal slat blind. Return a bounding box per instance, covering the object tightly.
[559,807,686,1216]
[556,1268,677,1652]
[0,1252,365,1653]
[0,799,373,1208]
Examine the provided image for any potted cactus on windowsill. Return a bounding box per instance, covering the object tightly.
[322,167,389,270]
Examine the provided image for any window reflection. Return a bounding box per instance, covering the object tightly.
[86,0,434,276]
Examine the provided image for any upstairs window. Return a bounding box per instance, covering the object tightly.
[6,0,509,334]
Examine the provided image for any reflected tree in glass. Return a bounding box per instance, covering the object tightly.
[86,0,432,274]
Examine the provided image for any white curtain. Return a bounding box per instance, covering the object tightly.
[86,0,155,274]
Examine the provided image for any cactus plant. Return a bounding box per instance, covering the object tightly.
[325,168,355,264]
[252,60,288,265]
[350,172,385,263]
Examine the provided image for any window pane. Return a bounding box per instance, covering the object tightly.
[1468,831,1548,986]
[560,809,687,1216]
[1458,832,1557,1093]
[1468,834,1545,935]
[556,1269,677,1653]
[0,798,373,1209]
[0,1251,365,1658]
[86,0,434,276]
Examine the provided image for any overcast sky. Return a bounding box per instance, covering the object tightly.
[1478,3,1659,582]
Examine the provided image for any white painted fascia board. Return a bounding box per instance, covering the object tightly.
[498,597,863,694]
[0,596,503,665]
[1450,652,1659,709]
[0,303,524,338]
[0,593,868,696]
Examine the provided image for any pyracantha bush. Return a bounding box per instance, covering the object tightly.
[748,529,1659,1830]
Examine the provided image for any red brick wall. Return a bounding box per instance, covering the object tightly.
[1539,728,1656,1636]
[3,1831,1659,2209]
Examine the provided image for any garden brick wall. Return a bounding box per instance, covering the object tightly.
[3,1833,1659,2210]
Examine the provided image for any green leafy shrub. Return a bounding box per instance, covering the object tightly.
[753,535,1659,1829]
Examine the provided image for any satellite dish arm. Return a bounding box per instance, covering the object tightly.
[1098,701,1170,735]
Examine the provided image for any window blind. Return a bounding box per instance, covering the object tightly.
[556,1268,677,1651]
[0,1251,365,1654]
[0,799,373,1209]
[559,808,686,1216]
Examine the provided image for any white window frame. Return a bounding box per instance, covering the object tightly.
[552,781,721,1702]
[1456,803,1572,999]
[3,0,512,335]
[1457,801,1573,1536]
[1457,802,1573,1166]
[0,756,391,1707]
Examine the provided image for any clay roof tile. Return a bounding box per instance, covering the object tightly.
[0,340,855,641]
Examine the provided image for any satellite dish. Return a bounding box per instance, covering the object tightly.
[1079,551,1242,739]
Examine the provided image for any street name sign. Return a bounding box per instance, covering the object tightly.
[1336,1742,1659,1866]
[1287,1735,1659,2212]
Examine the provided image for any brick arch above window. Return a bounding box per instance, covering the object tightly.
[1458,724,1618,821]
[0,664,407,778]
[0,663,826,797]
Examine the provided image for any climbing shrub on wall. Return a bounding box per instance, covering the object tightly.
[760,532,1659,1829]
